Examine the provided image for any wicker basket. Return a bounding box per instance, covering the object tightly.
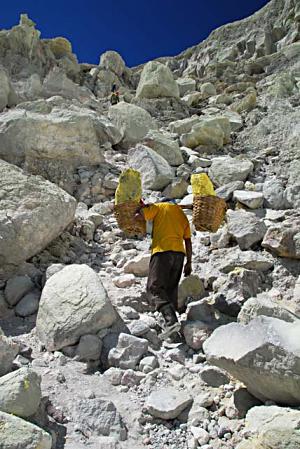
[114,200,146,237]
[193,195,227,232]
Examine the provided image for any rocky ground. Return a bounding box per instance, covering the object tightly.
[0,1,300,448]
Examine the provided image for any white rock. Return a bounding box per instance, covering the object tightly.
[136,61,179,99]
[36,265,116,351]
[123,254,150,277]
[146,387,192,419]
[113,274,136,288]
[233,190,264,209]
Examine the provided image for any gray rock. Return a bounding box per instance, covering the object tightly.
[71,398,127,441]
[0,68,17,111]
[163,177,189,199]
[233,388,262,418]
[203,316,300,405]
[0,292,11,318]
[215,181,244,201]
[108,102,157,148]
[219,248,273,273]
[146,387,192,419]
[0,367,41,417]
[15,290,40,317]
[0,335,19,376]
[4,275,35,307]
[103,367,124,386]
[177,78,196,96]
[227,209,267,250]
[233,190,264,209]
[183,321,213,350]
[108,333,148,369]
[121,369,145,387]
[75,334,102,362]
[139,356,159,373]
[200,365,230,387]
[99,50,126,77]
[238,294,299,324]
[263,179,288,209]
[0,410,52,449]
[0,160,76,274]
[128,144,173,190]
[136,61,179,99]
[200,82,217,98]
[143,130,184,166]
[36,264,116,351]
[209,157,253,187]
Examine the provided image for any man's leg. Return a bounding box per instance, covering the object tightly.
[147,252,179,327]
[166,252,185,312]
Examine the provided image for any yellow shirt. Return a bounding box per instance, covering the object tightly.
[143,203,191,255]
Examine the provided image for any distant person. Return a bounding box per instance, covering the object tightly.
[110,84,120,105]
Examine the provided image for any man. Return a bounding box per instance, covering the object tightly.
[110,83,120,105]
[137,201,192,340]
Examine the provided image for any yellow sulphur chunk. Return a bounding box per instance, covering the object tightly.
[115,169,142,205]
[191,173,215,196]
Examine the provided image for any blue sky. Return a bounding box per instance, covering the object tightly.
[2,0,270,67]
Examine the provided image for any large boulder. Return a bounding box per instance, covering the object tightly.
[176,78,196,96]
[0,368,41,417]
[181,116,231,150]
[0,160,76,274]
[0,105,122,190]
[136,61,179,99]
[143,130,184,166]
[227,209,267,250]
[128,144,173,190]
[0,68,17,111]
[203,316,300,405]
[238,294,298,324]
[0,335,19,376]
[108,102,157,148]
[0,410,52,449]
[36,264,117,351]
[99,50,126,77]
[208,157,254,187]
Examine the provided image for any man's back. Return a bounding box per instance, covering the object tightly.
[143,202,191,255]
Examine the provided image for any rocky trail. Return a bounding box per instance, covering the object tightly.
[0,1,300,448]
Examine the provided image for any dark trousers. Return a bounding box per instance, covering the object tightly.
[147,251,184,326]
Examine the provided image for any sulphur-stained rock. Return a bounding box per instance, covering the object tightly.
[0,410,52,449]
[181,116,231,150]
[136,61,179,99]
[99,50,126,77]
[200,82,217,98]
[0,367,41,417]
[146,387,192,420]
[128,144,173,190]
[0,160,76,273]
[108,333,148,369]
[227,209,267,249]
[262,221,300,259]
[36,264,116,351]
[168,116,200,134]
[208,157,253,187]
[203,316,300,405]
[178,275,205,311]
[108,102,157,148]
[48,36,72,57]
[143,130,184,166]
[231,91,257,113]
[0,335,19,376]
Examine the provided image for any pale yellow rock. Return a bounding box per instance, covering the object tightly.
[49,37,72,58]
[231,92,257,114]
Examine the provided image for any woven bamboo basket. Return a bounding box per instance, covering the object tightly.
[114,200,146,237]
[193,195,227,232]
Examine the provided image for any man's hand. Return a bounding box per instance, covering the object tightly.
[184,261,192,277]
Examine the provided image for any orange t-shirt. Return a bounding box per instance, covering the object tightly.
[142,203,191,255]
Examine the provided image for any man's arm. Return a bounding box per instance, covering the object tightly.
[184,238,192,277]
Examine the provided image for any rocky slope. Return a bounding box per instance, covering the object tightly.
[0,1,300,448]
